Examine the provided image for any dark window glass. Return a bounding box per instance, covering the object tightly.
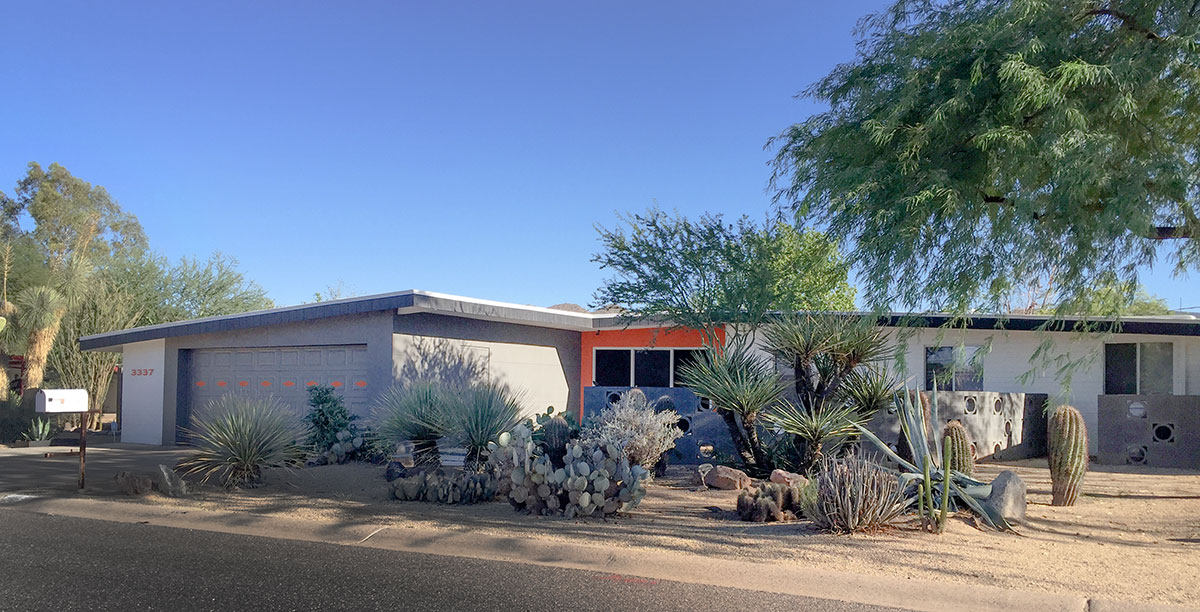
[594,350,631,386]
[672,349,705,387]
[1104,343,1137,395]
[925,346,984,391]
[634,350,671,387]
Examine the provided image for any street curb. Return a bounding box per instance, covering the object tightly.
[4,496,1194,612]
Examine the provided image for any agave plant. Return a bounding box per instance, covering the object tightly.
[442,381,525,470]
[676,339,784,474]
[22,417,54,441]
[853,382,1012,531]
[177,395,307,489]
[372,380,455,465]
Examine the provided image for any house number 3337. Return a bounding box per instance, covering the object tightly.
[129,369,155,376]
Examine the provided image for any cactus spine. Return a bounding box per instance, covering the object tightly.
[1048,405,1088,506]
[941,421,974,476]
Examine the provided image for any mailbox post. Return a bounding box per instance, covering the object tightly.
[36,389,90,489]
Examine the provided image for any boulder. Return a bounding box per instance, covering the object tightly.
[703,465,751,490]
[982,469,1027,524]
[385,461,408,482]
[154,464,189,498]
[770,469,808,489]
[114,471,154,496]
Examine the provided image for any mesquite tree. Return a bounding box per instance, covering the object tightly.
[770,0,1200,313]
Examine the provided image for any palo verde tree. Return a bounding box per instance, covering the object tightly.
[770,0,1200,314]
[592,208,855,341]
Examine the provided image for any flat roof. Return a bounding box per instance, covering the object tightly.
[79,290,1200,351]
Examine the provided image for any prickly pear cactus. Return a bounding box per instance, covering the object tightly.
[1048,405,1088,506]
[389,468,498,505]
[486,423,649,519]
[940,420,975,476]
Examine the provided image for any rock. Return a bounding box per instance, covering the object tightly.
[114,471,154,496]
[154,464,188,498]
[306,454,329,467]
[703,465,751,490]
[982,469,1027,524]
[385,461,408,482]
[770,469,808,489]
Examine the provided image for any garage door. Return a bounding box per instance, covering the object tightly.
[182,345,371,431]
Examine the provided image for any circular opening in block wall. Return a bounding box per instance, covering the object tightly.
[676,417,691,434]
[606,392,622,405]
[698,443,715,458]
[1127,401,1147,419]
[994,398,1003,414]
[1005,420,1012,435]
[1127,445,1147,465]
[993,443,1002,456]
[965,397,977,414]
[657,397,677,413]
[1153,423,1175,443]
[698,397,712,412]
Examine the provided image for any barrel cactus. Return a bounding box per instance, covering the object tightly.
[1048,405,1088,506]
[541,415,573,468]
[940,420,974,476]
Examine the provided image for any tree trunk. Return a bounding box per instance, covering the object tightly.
[23,322,61,391]
[717,409,757,470]
[740,415,773,475]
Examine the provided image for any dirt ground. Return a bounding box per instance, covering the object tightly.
[77,458,1193,606]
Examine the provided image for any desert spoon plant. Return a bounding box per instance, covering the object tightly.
[1048,405,1088,506]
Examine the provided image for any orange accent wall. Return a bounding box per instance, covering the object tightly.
[578,326,724,421]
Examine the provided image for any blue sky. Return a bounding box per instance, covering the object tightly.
[2,1,1194,311]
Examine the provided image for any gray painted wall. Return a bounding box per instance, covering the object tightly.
[393,312,582,414]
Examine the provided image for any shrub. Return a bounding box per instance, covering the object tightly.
[580,389,683,470]
[802,453,905,533]
[177,395,307,489]
[303,385,356,450]
[372,381,455,465]
[443,381,524,469]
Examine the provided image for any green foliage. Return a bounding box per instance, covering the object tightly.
[303,385,357,450]
[22,417,54,441]
[103,250,273,326]
[763,401,865,472]
[802,454,906,534]
[770,0,1200,313]
[676,340,785,473]
[49,279,143,416]
[592,208,855,339]
[177,395,307,489]
[0,396,33,443]
[372,381,455,465]
[445,381,525,468]
[1048,405,1088,506]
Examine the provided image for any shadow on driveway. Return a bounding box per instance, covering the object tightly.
[0,444,192,496]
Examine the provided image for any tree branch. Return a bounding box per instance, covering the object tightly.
[1083,8,1161,40]
[982,195,1192,239]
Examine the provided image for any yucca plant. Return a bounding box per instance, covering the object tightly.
[676,339,784,474]
[853,382,1012,531]
[15,285,66,391]
[443,381,525,470]
[372,380,455,465]
[763,314,889,413]
[177,395,307,489]
[763,401,864,471]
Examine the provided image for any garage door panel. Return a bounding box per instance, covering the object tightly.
[184,344,370,427]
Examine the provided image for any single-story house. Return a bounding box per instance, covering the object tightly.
[80,290,1200,465]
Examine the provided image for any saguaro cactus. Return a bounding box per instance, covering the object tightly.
[941,420,975,476]
[1048,405,1088,506]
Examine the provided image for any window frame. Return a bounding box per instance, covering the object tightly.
[1104,341,1175,395]
[590,347,706,388]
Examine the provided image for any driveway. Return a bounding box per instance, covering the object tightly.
[0,444,191,495]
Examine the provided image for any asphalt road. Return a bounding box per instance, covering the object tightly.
[0,509,906,612]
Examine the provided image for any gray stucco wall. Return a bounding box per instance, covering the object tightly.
[393,313,582,414]
[162,310,395,444]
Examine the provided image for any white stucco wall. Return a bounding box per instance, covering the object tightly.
[392,333,570,420]
[119,339,167,445]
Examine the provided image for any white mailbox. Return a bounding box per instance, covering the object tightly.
[35,389,89,413]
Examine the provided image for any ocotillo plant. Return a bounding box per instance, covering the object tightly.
[941,420,974,477]
[1048,405,1088,506]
